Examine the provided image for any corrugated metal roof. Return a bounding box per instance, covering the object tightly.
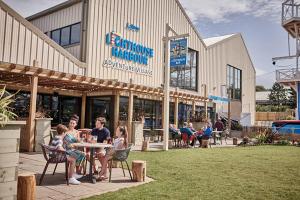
[203,34,236,46]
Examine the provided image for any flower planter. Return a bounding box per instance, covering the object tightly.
[34,118,52,152]
[0,121,26,200]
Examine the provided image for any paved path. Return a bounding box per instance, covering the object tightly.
[132,137,242,151]
[19,153,153,200]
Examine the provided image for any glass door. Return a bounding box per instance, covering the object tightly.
[86,96,113,133]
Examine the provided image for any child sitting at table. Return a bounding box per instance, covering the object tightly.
[50,124,82,185]
[97,126,128,181]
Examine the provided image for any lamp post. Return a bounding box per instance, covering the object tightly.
[162,23,189,151]
[201,84,208,120]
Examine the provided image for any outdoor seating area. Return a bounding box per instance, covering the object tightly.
[18,153,153,200]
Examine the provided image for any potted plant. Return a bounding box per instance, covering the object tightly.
[0,86,26,200]
[34,107,53,152]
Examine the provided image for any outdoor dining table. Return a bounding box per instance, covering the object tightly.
[212,130,223,145]
[73,142,112,183]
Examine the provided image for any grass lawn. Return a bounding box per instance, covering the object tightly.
[85,146,300,200]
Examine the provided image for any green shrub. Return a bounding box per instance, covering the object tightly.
[0,86,18,127]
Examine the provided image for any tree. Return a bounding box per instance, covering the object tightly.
[256,85,268,92]
[287,88,296,109]
[268,83,287,107]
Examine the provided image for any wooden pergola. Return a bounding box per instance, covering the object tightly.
[0,61,210,151]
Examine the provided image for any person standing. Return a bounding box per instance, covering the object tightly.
[214,118,224,131]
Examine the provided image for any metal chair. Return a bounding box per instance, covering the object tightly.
[108,144,133,182]
[39,143,69,185]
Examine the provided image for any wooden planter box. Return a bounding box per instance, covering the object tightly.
[34,118,52,152]
[0,121,26,200]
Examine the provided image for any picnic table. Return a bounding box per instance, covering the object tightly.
[73,142,112,183]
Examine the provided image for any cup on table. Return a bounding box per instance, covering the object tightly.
[80,137,85,143]
[93,136,98,143]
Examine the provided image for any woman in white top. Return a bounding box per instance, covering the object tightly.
[97,126,128,180]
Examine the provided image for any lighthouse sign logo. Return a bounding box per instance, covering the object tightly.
[170,38,187,67]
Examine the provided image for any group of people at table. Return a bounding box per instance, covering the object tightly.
[50,115,127,185]
[169,118,225,147]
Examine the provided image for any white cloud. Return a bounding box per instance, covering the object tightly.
[179,0,282,24]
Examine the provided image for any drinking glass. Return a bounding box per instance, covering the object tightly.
[93,136,98,143]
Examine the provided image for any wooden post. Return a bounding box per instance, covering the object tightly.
[174,97,179,127]
[128,91,134,143]
[17,173,36,200]
[27,76,38,152]
[113,92,120,133]
[132,160,146,182]
[80,93,87,129]
[192,100,196,120]
[204,85,208,119]
[141,140,149,151]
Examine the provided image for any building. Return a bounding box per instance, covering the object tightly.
[256,91,271,105]
[0,0,256,151]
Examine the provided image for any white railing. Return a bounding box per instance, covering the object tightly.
[276,68,300,82]
[282,0,300,24]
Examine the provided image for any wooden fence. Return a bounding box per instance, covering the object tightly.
[255,112,293,121]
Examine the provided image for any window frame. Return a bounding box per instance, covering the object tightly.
[226,64,242,100]
[50,22,81,47]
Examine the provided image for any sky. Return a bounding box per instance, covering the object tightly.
[3,0,294,89]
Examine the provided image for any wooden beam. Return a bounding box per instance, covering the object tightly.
[174,97,179,127]
[127,90,134,143]
[80,93,87,129]
[113,92,120,133]
[26,76,38,152]
[33,68,43,76]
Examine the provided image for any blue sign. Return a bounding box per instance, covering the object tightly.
[170,38,188,67]
[126,23,140,32]
[208,95,229,103]
[105,32,154,65]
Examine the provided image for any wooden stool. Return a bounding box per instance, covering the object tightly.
[17,172,36,200]
[141,140,149,151]
[233,137,238,145]
[132,160,146,182]
[168,140,173,149]
[202,140,209,148]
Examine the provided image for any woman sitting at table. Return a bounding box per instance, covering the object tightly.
[180,122,196,147]
[64,115,86,176]
[97,126,128,181]
[50,124,81,185]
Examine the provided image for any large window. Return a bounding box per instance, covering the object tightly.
[227,65,242,100]
[50,22,81,46]
[133,99,162,129]
[170,49,198,91]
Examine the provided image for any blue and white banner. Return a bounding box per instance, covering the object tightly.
[170,38,188,67]
[208,95,229,103]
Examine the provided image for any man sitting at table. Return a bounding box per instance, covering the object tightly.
[197,122,213,147]
[180,122,196,147]
[89,117,111,173]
